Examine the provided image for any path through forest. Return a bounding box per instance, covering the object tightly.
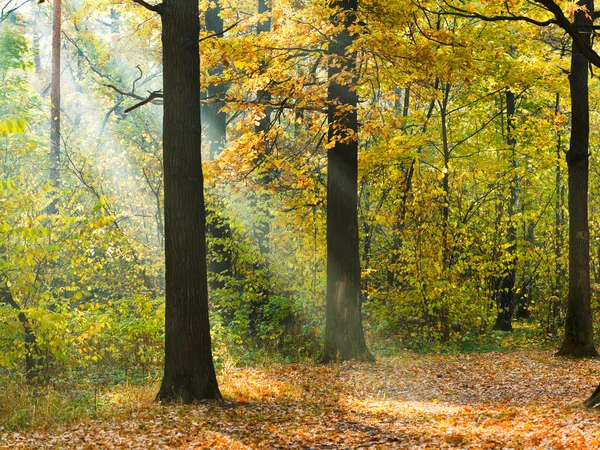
[3,351,600,449]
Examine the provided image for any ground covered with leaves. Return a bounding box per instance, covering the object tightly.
[3,350,600,449]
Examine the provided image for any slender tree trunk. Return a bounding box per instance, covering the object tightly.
[438,82,451,342]
[156,0,222,402]
[321,0,373,363]
[387,86,412,287]
[32,14,41,75]
[255,0,272,135]
[551,92,565,334]
[0,287,40,381]
[248,0,273,334]
[201,0,233,294]
[494,89,519,331]
[49,0,61,214]
[202,0,227,160]
[557,0,597,358]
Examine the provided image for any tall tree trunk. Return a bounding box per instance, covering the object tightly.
[156,0,222,402]
[438,83,452,341]
[321,0,372,363]
[557,0,597,358]
[387,86,412,288]
[551,92,565,334]
[201,0,226,160]
[248,0,273,334]
[49,0,61,214]
[201,0,233,294]
[494,89,519,331]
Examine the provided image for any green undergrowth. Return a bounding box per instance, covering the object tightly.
[0,368,161,431]
[369,321,559,356]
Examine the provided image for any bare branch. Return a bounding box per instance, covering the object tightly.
[132,0,162,13]
[439,0,557,27]
[436,0,600,69]
[124,91,164,113]
[199,19,244,42]
[532,0,600,68]
[200,96,327,113]
[0,0,30,23]
[103,83,146,101]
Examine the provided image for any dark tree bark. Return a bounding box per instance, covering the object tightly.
[48,0,61,214]
[557,0,598,358]
[155,0,222,402]
[494,89,519,331]
[438,82,451,342]
[321,0,373,363]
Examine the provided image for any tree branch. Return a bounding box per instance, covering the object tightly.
[132,0,162,13]
[124,91,164,113]
[437,0,600,69]
[439,0,557,27]
[200,96,327,113]
[199,19,244,42]
[533,0,600,68]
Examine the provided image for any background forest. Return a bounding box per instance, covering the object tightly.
[3,0,600,434]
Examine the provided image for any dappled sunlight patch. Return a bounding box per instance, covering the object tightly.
[219,367,305,403]
[344,396,466,419]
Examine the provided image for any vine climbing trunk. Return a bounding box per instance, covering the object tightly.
[156,0,222,402]
[321,0,373,363]
[557,0,597,358]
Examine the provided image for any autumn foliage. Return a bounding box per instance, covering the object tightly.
[3,0,600,445]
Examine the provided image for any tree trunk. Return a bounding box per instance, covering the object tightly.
[550,92,565,334]
[156,0,222,402]
[0,287,40,381]
[201,0,227,160]
[557,0,597,358]
[494,89,519,331]
[49,0,61,214]
[321,0,373,363]
[201,1,233,294]
[248,0,273,335]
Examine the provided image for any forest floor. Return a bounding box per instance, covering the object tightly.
[2,350,600,449]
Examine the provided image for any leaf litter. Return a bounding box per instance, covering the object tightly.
[3,350,600,449]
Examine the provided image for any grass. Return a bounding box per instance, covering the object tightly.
[0,371,159,431]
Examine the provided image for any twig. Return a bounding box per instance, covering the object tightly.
[199,19,244,42]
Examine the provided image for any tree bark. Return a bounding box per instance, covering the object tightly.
[49,0,61,213]
[494,89,519,331]
[321,0,373,363]
[557,0,597,358]
[156,0,222,402]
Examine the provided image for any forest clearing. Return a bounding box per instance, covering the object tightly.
[3,350,600,449]
[7,0,600,447]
